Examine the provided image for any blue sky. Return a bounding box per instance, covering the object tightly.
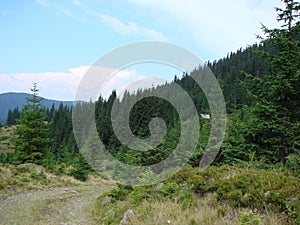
[0,0,282,100]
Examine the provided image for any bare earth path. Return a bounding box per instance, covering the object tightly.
[0,184,111,225]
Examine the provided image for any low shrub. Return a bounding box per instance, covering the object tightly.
[159,181,179,198]
[16,166,31,173]
[129,186,152,206]
[178,184,195,209]
[239,210,262,225]
[286,152,300,171]
[53,163,67,176]
[30,171,46,180]
[0,135,8,141]
[212,168,300,223]
[68,168,89,181]
[108,184,133,201]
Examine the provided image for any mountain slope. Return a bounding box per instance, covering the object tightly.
[0,92,73,124]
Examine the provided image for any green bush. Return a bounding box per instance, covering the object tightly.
[239,210,261,225]
[172,165,300,223]
[16,166,31,173]
[187,171,206,193]
[178,184,194,209]
[286,152,300,171]
[160,181,179,198]
[108,184,133,201]
[129,186,152,206]
[171,165,194,183]
[213,168,300,223]
[170,165,206,193]
[0,135,8,141]
[68,168,89,181]
[53,163,67,176]
[30,171,46,180]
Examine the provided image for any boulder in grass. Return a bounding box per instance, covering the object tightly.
[119,209,134,225]
[17,163,45,172]
[102,196,111,206]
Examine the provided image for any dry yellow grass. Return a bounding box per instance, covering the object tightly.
[129,194,284,225]
[94,191,285,225]
[0,165,83,193]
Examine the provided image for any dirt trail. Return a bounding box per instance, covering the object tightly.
[0,184,111,225]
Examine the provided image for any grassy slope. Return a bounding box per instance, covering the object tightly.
[0,164,83,193]
[93,165,300,225]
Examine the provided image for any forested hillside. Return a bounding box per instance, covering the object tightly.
[0,1,299,224]
[0,92,73,125]
[1,11,299,176]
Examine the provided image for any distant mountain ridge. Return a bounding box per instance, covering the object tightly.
[0,92,73,124]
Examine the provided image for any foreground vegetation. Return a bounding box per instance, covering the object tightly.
[1,163,298,224]
[93,165,299,225]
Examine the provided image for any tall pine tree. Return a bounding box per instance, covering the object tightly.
[244,0,300,163]
[13,83,51,164]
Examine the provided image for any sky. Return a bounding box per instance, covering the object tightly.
[0,0,283,100]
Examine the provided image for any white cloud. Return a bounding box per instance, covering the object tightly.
[97,13,167,41]
[0,66,160,101]
[74,66,145,101]
[0,67,83,101]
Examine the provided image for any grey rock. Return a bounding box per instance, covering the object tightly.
[153,183,163,191]
[119,209,134,225]
[264,191,270,196]
[17,163,44,172]
[102,196,111,206]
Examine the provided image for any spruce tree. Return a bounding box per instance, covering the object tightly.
[13,83,51,164]
[6,109,14,126]
[6,107,21,126]
[244,0,300,163]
